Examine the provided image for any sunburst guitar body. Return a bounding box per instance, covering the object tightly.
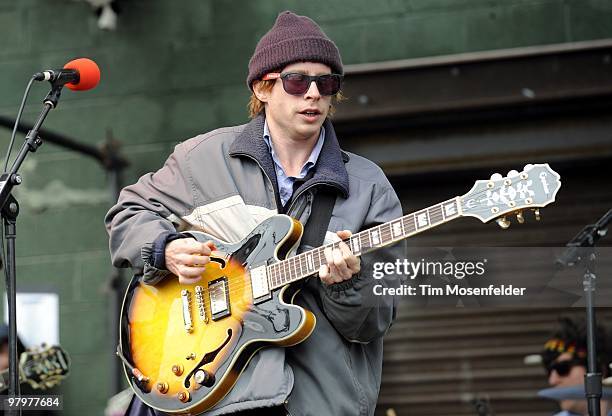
[120,215,314,415]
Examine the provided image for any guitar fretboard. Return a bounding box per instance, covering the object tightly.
[267,198,461,289]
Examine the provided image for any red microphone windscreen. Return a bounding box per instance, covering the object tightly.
[63,58,100,91]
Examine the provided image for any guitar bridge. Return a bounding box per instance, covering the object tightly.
[195,285,209,323]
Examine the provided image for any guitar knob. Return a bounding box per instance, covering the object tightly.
[507,170,519,178]
[194,369,215,387]
[156,382,169,394]
[516,211,525,224]
[178,391,190,403]
[496,217,511,229]
[490,173,503,181]
[172,364,184,376]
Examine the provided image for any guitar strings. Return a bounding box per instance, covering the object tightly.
[221,175,532,294]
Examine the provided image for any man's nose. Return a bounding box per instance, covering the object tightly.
[304,80,321,98]
[548,370,561,386]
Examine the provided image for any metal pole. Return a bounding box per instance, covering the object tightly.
[584,250,602,416]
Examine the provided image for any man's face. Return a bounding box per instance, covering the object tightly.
[256,61,333,142]
[548,352,587,413]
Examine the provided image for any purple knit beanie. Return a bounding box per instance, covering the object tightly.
[247,11,343,90]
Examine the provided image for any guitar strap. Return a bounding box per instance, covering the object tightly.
[299,189,335,250]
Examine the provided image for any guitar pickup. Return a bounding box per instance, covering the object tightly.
[250,265,271,303]
[208,277,230,321]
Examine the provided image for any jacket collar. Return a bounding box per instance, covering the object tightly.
[229,114,349,198]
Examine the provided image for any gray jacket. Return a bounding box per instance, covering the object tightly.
[105,114,405,416]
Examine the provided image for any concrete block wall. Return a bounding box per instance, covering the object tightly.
[0,0,610,413]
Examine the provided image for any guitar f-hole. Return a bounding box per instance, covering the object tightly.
[209,250,230,269]
[184,328,232,388]
[209,257,226,268]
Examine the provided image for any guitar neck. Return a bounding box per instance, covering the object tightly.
[268,197,462,289]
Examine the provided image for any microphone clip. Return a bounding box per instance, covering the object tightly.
[43,84,64,109]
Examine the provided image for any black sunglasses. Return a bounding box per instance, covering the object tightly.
[262,72,343,96]
[546,358,584,376]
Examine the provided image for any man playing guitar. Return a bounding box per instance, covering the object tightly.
[106,11,405,416]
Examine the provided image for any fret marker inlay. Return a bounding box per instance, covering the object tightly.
[444,203,456,218]
[392,221,402,238]
[307,254,314,271]
[417,213,428,228]
[351,238,360,253]
[371,230,380,245]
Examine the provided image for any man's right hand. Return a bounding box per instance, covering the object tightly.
[165,238,216,284]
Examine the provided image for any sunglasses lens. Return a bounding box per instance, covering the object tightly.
[549,360,572,376]
[280,73,342,96]
[282,73,310,95]
[316,75,341,95]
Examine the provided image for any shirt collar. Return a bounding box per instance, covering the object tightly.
[229,114,350,198]
[263,120,325,179]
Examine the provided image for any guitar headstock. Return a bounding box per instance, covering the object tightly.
[19,344,70,390]
[460,163,561,227]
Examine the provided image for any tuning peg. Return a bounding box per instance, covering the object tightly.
[516,210,525,224]
[490,173,503,181]
[533,209,541,221]
[496,217,511,229]
[524,164,534,171]
[507,169,519,178]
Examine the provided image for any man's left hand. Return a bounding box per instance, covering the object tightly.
[319,230,361,286]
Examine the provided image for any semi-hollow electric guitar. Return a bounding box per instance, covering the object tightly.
[119,163,561,414]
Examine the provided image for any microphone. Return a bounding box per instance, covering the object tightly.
[33,58,101,91]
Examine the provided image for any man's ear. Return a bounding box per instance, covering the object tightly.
[253,81,269,102]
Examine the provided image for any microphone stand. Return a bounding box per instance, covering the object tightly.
[0,82,64,413]
[557,209,612,416]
